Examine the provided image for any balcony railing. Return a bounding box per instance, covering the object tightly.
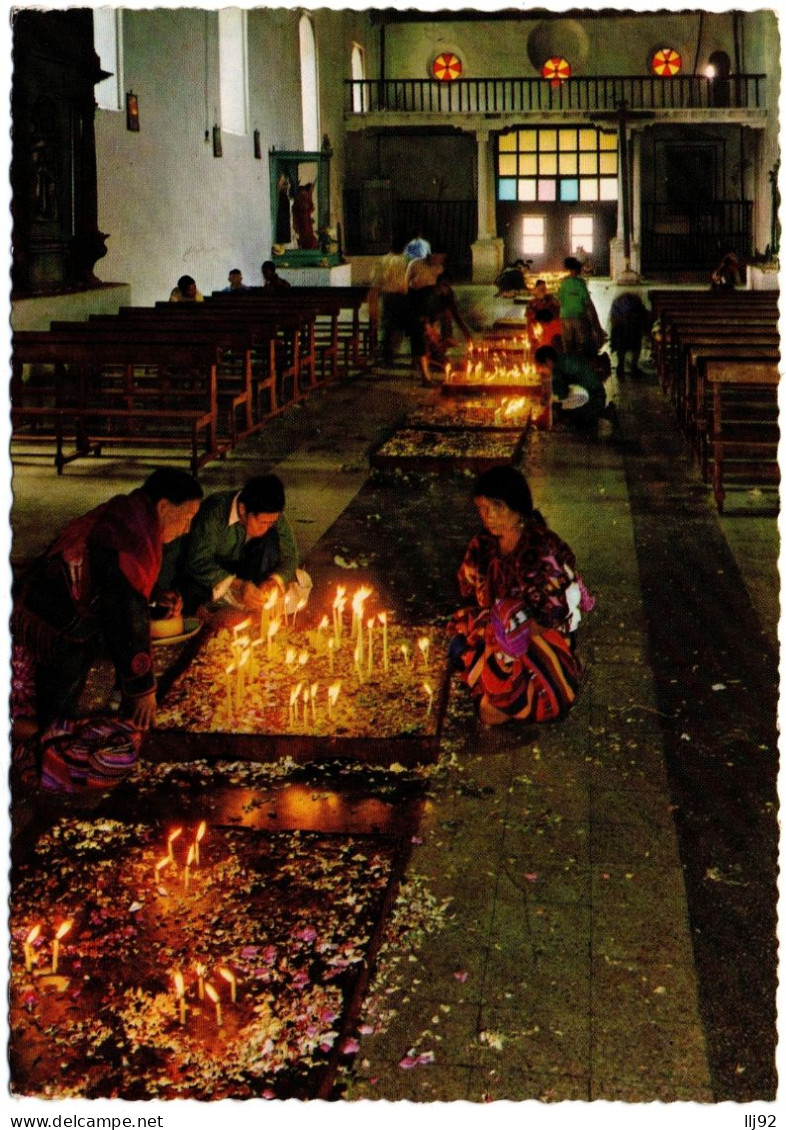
[346,74,766,115]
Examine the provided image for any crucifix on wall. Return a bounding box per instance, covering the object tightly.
[590,99,655,278]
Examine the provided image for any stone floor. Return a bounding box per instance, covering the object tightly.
[6,298,780,1107]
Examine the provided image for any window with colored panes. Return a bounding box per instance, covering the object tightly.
[498,127,618,203]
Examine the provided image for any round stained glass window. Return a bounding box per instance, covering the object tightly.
[432,53,463,82]
[652,48,682,76]
[541,57,572,84]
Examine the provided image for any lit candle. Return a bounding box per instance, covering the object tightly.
[318,614,330,636]
[224,663,235,719]
[184,843,195,893]
[292,596,307,629]
[194,961,206,1000]
[51,919,72,975]
[173,970,187,1025]
[167,827,183,861]
[285,646,298,668]
[354,639,363,682]
[237,647,250,705]
[267,618,280,660]
[378,612,389,671]
[351,586,372,660]
[194,820,207,867]
[367,617,374,677]
[423,680,434,716]
[218,965,237,1003]
[261,590,278,640]
[290,682,302,726]
[333,586,346,646]
[24,924,41,973]
[328,637,335,673]
[233,617,252,640]
[418,636,430,668]
[154,856,171,884]
[205,982,223,1027]
[400,643,411,667]
[328,681,341,719]
[302,686,310,721]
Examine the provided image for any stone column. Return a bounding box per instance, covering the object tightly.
[470,127,504,283]
[610,126,642,282]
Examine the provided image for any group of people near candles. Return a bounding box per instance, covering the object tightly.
[12,453,594,792]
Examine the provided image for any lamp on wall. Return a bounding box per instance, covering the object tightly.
[213,125,223,158]
[126,91,140,132]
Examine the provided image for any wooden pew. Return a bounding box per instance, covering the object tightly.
[696,360,780,512]
[12,330,223,474]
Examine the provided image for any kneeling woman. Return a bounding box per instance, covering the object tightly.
[450,466,594,726]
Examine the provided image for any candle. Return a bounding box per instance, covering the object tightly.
[194,820,207,867]
[418,636,430,668]
[378,612,389,671]
[267,618,280,660]
[194,962,206,1000]
[328,681,341,719]
[51,919,72,975]
[260,590,278,640]
[154,856,171,884]
[333,586,346,646]
[173,970,187,1025]
[218,965,237,1003]
[205,982,223,1027]
[237,648,250,704]
[354,639,363,682]
[423,680,434,716]
[351,586,372,659]
[310,682,318,726]
[328,637,335,673]
[400,643,411,667]
[167,827,183,861]
[225,663,234,719]
[292,596,307,629]
[24,924,41,973]
[290,682,302,726]
[367,617,374,677]
[184,844,195,892]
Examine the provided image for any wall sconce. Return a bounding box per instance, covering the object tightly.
[254,129,261,159]
[213,125,223,158]
[126,91,140,132]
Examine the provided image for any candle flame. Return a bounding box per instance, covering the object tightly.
[218,966,236,987]
[290,682,302,706]
[328,638,335,650]
[268,619,280,639]
[233,618,252,637]
[367,617,375,629]
[173,971,185,996]
[186,844,195,867]
[298,650,309,666]
[423,681,434,697]
[55,919,73,942]
[168,828,183,845]
[25,924,41,945]
[352,585,373,617]
[310,681,319,698]
[205,982,219,1004]
[318,615,330,631]
[285,646,297,665]
[194,962,206,977]
[225,663,235,676]
[238,648,251,669]
[155,857,170,874]
[332,585,346,611]
[328,682,341,706]
[377,611,387,626]
[195,820,207,843]
[264,590,279,610]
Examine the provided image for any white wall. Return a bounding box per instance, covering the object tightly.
[93,8,375,307]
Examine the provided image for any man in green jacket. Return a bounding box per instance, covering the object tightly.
[178,474,300,613]
[535,345,617,430]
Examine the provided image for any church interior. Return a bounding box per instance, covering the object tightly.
[6,4,780,1109]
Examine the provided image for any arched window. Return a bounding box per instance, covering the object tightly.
[351,43,365,113]
[94,7,123,112]
[299,15,320,151]
[219,8,248,135]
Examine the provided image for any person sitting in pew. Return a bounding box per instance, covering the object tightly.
[222,268,248,293]
[169,274,204,302]
[11,468,203,792]
[261,261,292,293]
[176,473,311,616]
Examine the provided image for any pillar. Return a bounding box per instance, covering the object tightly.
[470,128,504,283]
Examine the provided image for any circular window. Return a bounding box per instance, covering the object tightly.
[433,53,463,82]
[541,57,572,85]
[652,47,682,76]
[432,53,463,82]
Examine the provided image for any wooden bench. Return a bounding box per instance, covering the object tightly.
[696,360,780,512]
[12,330,224,474]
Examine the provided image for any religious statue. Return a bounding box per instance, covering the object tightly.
[291,182,319,250]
